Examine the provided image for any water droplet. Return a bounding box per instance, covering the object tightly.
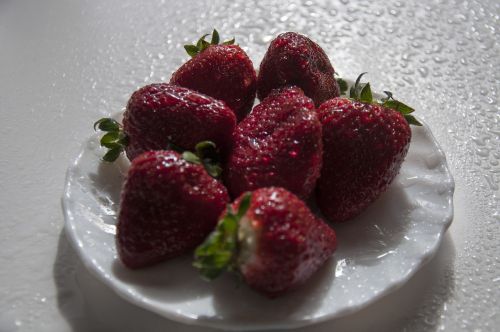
[484,174,499,191]
[433,56,447,64]
[424,152,441,169]
[418,67,429,77]
[389,9,400,16]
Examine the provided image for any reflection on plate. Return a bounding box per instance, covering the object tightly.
[62,110,454,330]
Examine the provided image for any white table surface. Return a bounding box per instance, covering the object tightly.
[0,0,498,331]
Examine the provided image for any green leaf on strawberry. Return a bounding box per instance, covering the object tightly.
[93,118,128,162]
[222,38,235,45]
[195,141,223,178]
[336,77,348,95]
[348,73,422,126]
[103,148,122,162]
[210,29,220,45]
[360,82,373,103]
[181,151,201,164]
[182,141,223,178]
[184,45,200,57]
[404,114,422,126]
[94,118,120,132]
[193,193,252,280]
[381,90,422,126]
[349,72,367,99]
[183,29,236,58]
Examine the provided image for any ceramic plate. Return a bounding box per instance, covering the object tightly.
[62,92,454,330]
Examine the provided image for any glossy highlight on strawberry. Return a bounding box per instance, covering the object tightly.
[117,150,229,269]
[225,86,323,199]
[257,32,339,106]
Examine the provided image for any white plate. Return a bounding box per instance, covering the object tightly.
[62,106,454,330]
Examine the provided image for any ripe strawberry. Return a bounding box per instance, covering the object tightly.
[170,30,257,121]
[316,74,421,223]
[194,187,337,297]
[117,150,229,269]
[257,32,339,106]
[225,86,322,199]
[93,83,236,163]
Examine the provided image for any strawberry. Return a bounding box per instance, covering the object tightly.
[225,86,322,199]
[170,30,257,121]
[194,187,337,297]
[316,74,421,223]
[257,32,339,106]
[117,150,229,269]
[93,83,236,164]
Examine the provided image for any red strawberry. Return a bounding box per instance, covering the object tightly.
[257,32,339,106]
[117,150,229,269]
[316,74,421,222]
[194,187,337,297]
[225,86,322,199]
[171,30,257,121]
[93,83,236,163]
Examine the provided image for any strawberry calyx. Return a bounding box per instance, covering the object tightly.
[181,141,223,178]
[193,193,252,280]
[93,118,129,162]
[348,73,422,126]
[380,91,422,126]
[334,72,348,95]
[184,29,235,58]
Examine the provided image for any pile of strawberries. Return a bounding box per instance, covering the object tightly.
[94,30,420,298]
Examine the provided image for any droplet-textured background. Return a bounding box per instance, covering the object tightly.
[0,0,498,331]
